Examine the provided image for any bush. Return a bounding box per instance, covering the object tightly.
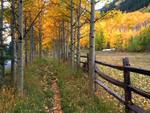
[128,26,150,52]
[95,32,107,50]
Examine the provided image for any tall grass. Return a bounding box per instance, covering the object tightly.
[50,60,118,113]
[0,58,54,113]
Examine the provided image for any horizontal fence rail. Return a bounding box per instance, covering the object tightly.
[129,85,150,99]
[80,55,87,58]
[95,60,150,76]
[95,68,124,88]
[95,79,125,104]
[80,55,150,113]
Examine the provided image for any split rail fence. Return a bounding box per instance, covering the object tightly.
[80,54,150,113]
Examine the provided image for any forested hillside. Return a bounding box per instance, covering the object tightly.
[80,10,150,51]
[101,0,150,12]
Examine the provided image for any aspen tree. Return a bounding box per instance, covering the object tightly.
[17,0,24,95]
[77,0,81,68]
[24,14,28,66]
[0,0,4,77]
[89,0,96,94]
[38,14,42,58]
[70,0,75,68]
[29,12,34,63]
[11,0,17,84]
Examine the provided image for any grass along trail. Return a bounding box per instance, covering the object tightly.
[0,58,54,113]
[0,58,120,113]
[50,59,118,113]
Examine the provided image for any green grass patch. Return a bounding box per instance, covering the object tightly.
[0,58,54,113]
[49,60,118,113]
[0,58,121,113]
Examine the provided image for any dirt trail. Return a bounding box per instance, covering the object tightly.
[50,79,63,113]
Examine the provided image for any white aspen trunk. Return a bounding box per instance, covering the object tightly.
[17,0,24,95]
[77,0,81,68]
[66,23,70,60]
[24,15,28,66]
[53,38,57,59]
[53,40,55,58]
[30,26,34,63]
[65,33,68,61]
[63,21,67,61]
[56,37,60,60]
[56,39,59,59]
[74,23,77,65]
[62,21,65,61]
[38,15,42,58]
[89,0,95,94]
[70,0,75,68]
[0,0,4,77]
[58,27,61,63]
[60,23,62,59]
[11,0,17,85]
[29,13,34,63]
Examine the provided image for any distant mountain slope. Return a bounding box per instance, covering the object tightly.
[80,11,150,50]
[140,6,150,12]
[101,0,150,12]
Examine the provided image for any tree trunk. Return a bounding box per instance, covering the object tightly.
[60,21,65,61]
[11,0,17,85]
[29,13,34,63]
[30,27,34,62]
[17,0,24,95]
[38,15,42,58]
[77,0,81,68]
[52,40,56,58]
[24,15,28,66]
[89,0,95,95]
[66,23,69,60]
[62,21,66,61]
[70,0,75,68]
[58,27,61,63]
[0,0,4,77]
[59,23,62,60]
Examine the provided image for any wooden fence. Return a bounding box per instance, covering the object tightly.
[80,54,150,113]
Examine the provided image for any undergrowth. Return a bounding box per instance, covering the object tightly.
[0,58,54,113]
[50,59,118,113]
[0,58,120,113]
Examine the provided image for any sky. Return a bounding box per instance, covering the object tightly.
[96,0,114,10]
[95,1,106,10]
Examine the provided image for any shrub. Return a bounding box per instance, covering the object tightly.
[128,26,150,51]
[95,32,107,50]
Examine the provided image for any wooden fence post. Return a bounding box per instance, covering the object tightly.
[123,57,132,113]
